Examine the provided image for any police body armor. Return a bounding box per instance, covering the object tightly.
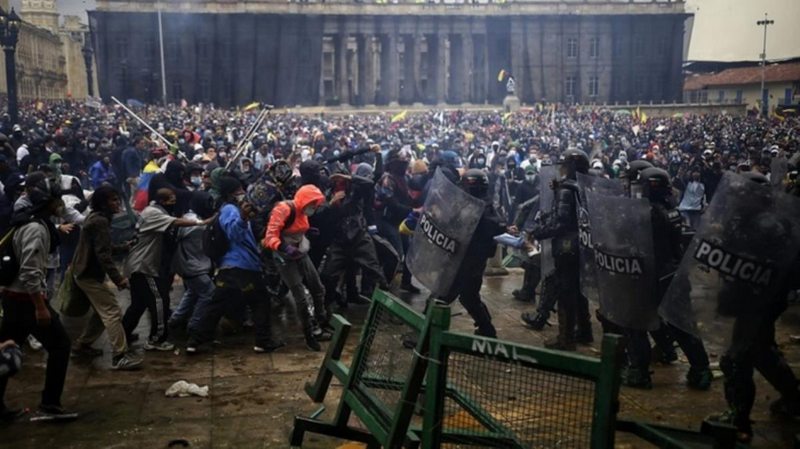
[660,172,800,345]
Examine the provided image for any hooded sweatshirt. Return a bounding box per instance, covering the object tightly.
[263,184,324,252]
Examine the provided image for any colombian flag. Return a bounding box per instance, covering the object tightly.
[133,161,161,211]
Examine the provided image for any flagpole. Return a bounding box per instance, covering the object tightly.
[158,2,168,106]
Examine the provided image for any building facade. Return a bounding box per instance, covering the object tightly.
[684,62,800,113]
[0,0,97,102]
[90,0,690,108]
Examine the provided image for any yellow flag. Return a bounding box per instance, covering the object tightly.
[391,110,408,123]
[502,112,513,123]
[640,111,648,124]
[497,69,507,83]
[244,102,260,111]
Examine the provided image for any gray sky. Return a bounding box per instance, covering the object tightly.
[12,0,800,62]
[685,0,799,61]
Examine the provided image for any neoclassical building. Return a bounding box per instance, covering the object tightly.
[90,0,691,107]
[0,0,96,101]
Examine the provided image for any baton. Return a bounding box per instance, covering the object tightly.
[111,96,188,162]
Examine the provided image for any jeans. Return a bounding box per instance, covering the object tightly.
[0,297,71,408]
[170,274,215,333]
[188,268,273,347]
[276,253,327,330]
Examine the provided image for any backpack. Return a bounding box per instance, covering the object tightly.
[203,212,229,264]
[0,227,18,286]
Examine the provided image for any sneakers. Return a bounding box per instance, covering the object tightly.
[520,312,550,331]
[686,367,713,391]
[253,340,286,354]
[512,289,534,303]
[27,335,43,351]
[29,405,79,422]
[143,340,175,352]
[71,344,103,358]
[312,328,333,342]
[621,367,653,390]
[111,353,143,371]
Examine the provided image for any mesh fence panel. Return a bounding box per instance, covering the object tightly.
[351,303,422,428]
[440,351,596,449]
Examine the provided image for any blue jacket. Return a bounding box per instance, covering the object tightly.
[121,146,143,179]
[89,161,116,189]
[218,203,261,272]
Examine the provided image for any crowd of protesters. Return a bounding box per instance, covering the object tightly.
[0,98,797,423]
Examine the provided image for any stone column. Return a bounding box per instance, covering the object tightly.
[401,34,421,104]
[427,34,447,105]
[335,34,350,106]
[380,32,399,106]
[510,18,526,102]
[448,34,463,103]
[462,33,474,104]
[358,34,376,106]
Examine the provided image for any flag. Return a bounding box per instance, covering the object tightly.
[391,110,408,123]
[635,106,641,122]
[133,161,162,211]
[640,111,648,124]
[497,69,507,83]
[502,112,513,123]
[244,102,260,112]
[35,101,44,111]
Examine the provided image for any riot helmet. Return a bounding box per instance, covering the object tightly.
[640,167,672,202]
[740,171,769,185]
[269,160,293,185]
[559,149,589,180]
[460,168,489,199]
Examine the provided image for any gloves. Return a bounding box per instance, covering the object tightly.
[279,243,303,260]
[367,225,378,235]
[306,227,320,238]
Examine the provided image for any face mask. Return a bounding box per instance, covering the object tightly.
[162,202,176,214]
[333,150,341,157]
[179,139,185,144]
[476,158,485,166]
[234,193,246,204]
[525,174,536,182]
[88,143,96,149]
[304,207,316,217]
[191,176,202,187]
[498,169,506,176]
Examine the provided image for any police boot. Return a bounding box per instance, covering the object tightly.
[304,327,322,352]
[521,311,550,331]
[621,366,653,390]
[545,309,576,351]
[575,322,593,345]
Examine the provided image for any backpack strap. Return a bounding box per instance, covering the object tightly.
[284,200,297,230]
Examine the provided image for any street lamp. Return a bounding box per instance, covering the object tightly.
[756,13,775,117]
[82,37,95,97]
[0,7,21,125]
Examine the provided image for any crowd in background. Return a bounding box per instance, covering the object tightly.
[0,99,797,423]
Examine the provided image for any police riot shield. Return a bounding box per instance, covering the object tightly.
[406,169,486,297]
[660,172,800,345]
[577,174,625,303]
[537,166,558,278]
[585,190,659,331]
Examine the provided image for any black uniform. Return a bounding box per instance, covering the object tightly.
[440,202,505,337]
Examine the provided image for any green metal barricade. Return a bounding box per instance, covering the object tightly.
[291,290,744,449]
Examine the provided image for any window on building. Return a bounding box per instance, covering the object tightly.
[116,37,128,58]
[589,37,599,59]
[567,38,578,59]
[588,75,599,97]
[717,90,725,103]
[735,90,743,104]
[784,88,793,105]
[565,75,576,98]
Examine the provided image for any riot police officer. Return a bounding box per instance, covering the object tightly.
[622,168,712,389]
[532,149,592,350]
[439,169,506,338]
[708,171,800,443]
